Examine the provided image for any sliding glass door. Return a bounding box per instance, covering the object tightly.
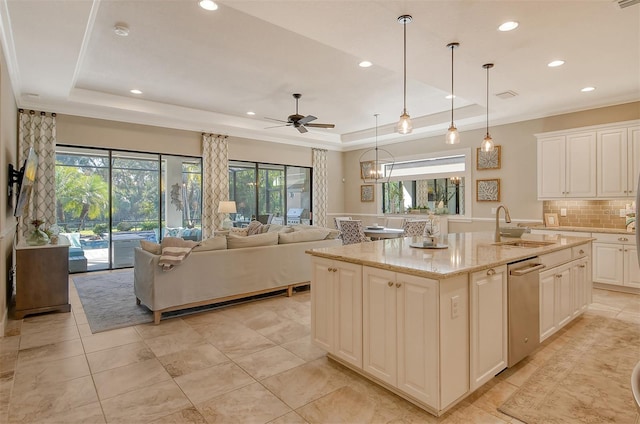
[56,146,202,272]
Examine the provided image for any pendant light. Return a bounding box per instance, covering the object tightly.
[445,42,460,145]
[360,114,395,184]
[480,63,495,152]
[396,15,413,134]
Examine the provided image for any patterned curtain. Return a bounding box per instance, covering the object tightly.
[17,110,57,241]
[312,148,328,227]
[202,134,229,237]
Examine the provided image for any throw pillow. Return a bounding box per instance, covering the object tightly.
[246,220,263,236]
[193,236,227,252]
[140,240,161,255]
[289,224,340,240]
[161,237,199,249]
[227,231,278,249]
[229,227,249,236]
[278,228,331,244]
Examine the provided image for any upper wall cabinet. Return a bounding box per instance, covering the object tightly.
[597,126,640,197]
[537,132,596,198]
[537,120,640,199]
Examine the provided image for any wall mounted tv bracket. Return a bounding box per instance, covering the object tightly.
[7,163,24,199]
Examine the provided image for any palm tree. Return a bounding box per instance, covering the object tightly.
[56,166,108,231]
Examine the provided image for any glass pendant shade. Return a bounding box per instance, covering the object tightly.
[446,124,460,145]
[397,111,412,134]
[446,42,460,145]
[396,15,413,135]
[481,134,494,152]
[481,63,495,152]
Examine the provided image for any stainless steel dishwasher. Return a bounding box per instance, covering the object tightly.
[507,257,545,367]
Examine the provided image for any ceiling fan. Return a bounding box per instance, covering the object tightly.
[265,93,335,134]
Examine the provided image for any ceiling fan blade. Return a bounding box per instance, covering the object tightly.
[305,123,335,129]
[297,125,308,134]
[298,115,317,125]
[265,124,291,129]
[265,117,289,123]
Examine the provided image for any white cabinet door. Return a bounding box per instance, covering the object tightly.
[597,128,628,197]
[628,126,640,197]
[565,132,597,198]
[363,266,397,386]
[555,266,573,328]
[311,257,335,351]
[571,258,589,317]
[539,269,557,342]
[469,266,507,390]
[624,246,640,288]
[396,273,439,408]
[593,242,624,285]
[537,136,566,198]
[333,262,363,368]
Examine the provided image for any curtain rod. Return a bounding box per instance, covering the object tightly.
[18,109,56,117]
[202,132,228,139]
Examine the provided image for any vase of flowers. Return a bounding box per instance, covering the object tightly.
[26,219,50,246]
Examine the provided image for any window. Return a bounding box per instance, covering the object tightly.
[229,161,312,225]
[382,149,471,217]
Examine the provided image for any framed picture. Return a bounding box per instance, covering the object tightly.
[476,178,500,202]
[361,184,374,202]
[544,213,559,227]
[360,161,375,179]
[476,145,501,170]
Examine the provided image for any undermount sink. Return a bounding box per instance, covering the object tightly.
[493,240,556,248]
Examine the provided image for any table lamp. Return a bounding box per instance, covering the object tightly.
[218,201,237,230]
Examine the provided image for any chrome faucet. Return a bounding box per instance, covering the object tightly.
[495,204,512,242]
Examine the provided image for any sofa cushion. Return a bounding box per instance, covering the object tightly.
[193,236,227,252]
[140,240,162,255]
[266,224,293,234]
[290,224,340,240]
[161,237,199,249]
[246,220,264,236]
[229,227,249,236]
[278,228,331,244]
[227,232,278,249]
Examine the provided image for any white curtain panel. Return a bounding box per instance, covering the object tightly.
[312,148,328,227]
[202,134,229,237]
[17,110,57,241]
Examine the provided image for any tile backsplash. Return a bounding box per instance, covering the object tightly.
[543,199,634,229]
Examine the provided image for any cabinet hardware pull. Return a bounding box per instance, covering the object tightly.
[487,269,496,276]
[579,249,584,254]
[618,237,628,242]
[396,283,402,288]
[388,281,394,287]
[555,274,562,278]
[327,267,332,272]
[579,264,586,268]
[619,249,623,252]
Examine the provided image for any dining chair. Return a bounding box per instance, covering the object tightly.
[402,220,428,237]
[384,217,406,229]
[339,220,371,245]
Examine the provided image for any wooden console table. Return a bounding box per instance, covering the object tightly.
[15,241,71,319]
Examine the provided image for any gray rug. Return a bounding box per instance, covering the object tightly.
[72,270,153,333]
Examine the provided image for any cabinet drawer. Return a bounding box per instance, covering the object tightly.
[592,233,635,245]
[540,249,572,269]
[572,244,590,259]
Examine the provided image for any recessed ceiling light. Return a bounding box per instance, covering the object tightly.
[498,21,519,32]
[199,0,218,11]
[359,61,372,68]
[130,89,142,94]
[548,60,565,67]
[246,111,256,115]
[581,86,596,92]
[113,24,129,37]
[445,94,456,99]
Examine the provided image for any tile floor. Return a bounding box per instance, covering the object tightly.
[1,277,639,424]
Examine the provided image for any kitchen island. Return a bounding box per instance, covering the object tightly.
[306,231,593,416]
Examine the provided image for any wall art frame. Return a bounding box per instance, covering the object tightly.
[361,184,374,202]
[476,145,501,170]
[544,213,559,227]
[476,178,501,202]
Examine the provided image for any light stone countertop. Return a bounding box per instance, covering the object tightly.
[307,231,593,280]
[531,225,634,235]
